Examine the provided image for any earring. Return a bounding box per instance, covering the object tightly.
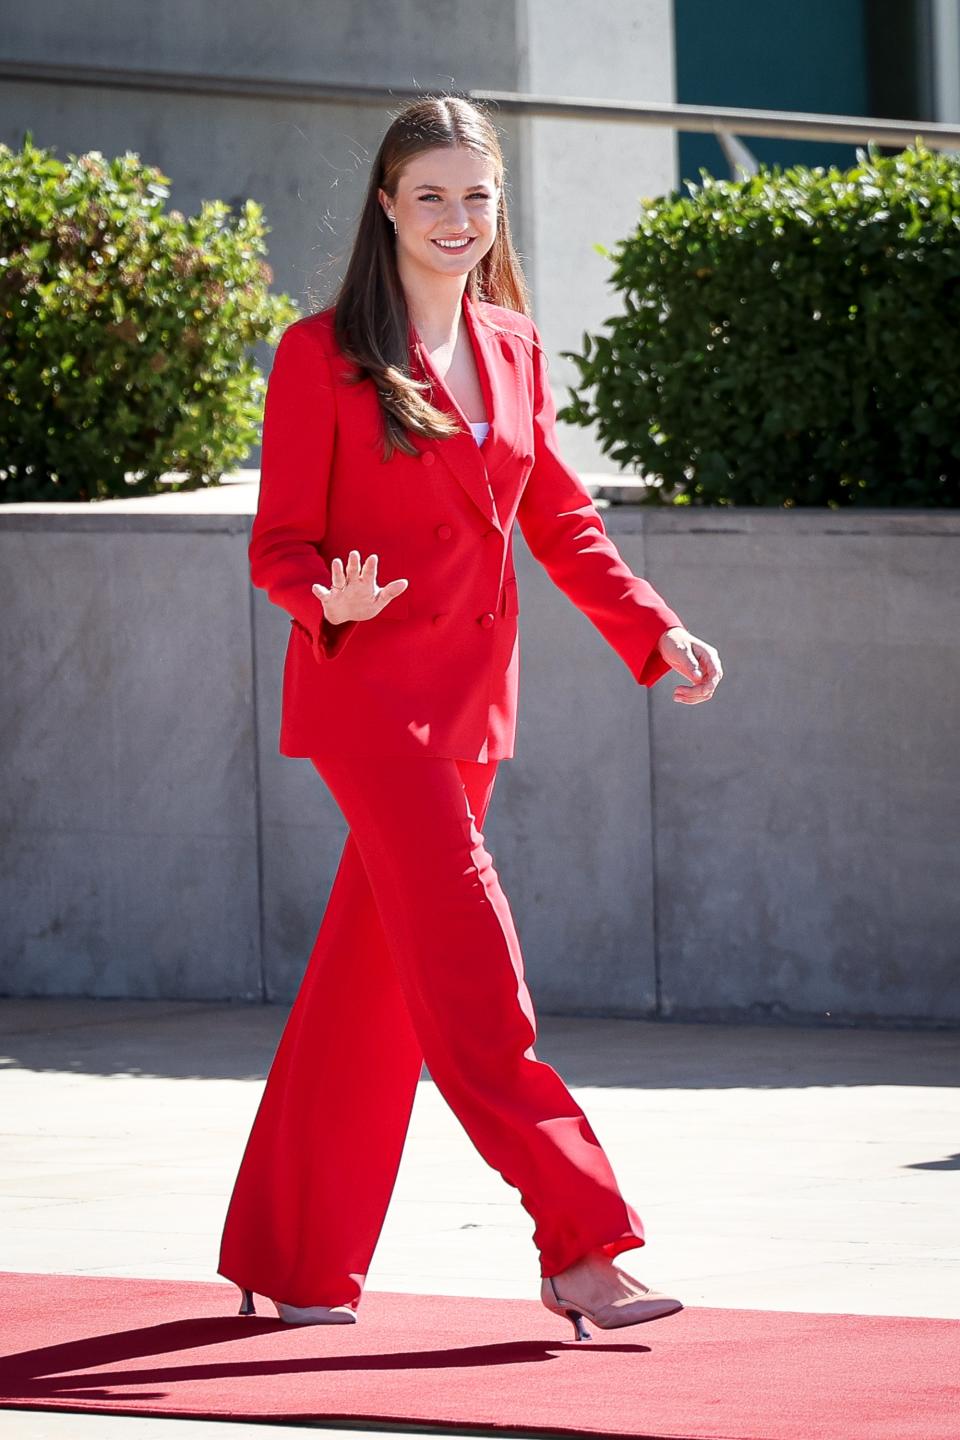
[388,213,397,235]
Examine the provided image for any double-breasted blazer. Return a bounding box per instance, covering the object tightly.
[249,288,685,761]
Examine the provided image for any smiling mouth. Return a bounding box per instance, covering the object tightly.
[431,237,475,252]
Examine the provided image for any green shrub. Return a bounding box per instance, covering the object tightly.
[0,134,298,501]
[559,140,960,506]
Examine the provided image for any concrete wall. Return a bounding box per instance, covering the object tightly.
[0,0,677,474]
[2,494,957,1026]
[513,0,677,470]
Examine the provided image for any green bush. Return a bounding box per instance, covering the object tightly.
[0,134,298,501]
[559,140,960,506]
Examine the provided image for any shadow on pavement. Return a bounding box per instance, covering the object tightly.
[0,997,957,1090]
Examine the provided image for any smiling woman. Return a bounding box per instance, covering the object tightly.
[217,92,720,1343]
[385,152,502,434]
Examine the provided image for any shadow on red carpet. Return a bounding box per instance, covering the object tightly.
[0,1272,956,1440]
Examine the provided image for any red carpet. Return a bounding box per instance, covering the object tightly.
[0,1272,956,1439]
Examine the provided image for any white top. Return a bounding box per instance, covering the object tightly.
[469,420,490,445]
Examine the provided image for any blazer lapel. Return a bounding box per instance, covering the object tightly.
[407,289,522,535]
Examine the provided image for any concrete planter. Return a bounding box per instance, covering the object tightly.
[2,487,957,1026]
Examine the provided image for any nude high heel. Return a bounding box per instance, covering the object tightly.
[237,1286,357,1324]
[540,1274,683,1341]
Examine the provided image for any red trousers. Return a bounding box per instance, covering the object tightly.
[217,753,645,1310]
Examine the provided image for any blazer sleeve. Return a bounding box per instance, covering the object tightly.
[248,321,359,662]
[515,320,685,687]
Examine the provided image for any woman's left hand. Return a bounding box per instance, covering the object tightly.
[657,626,723,704]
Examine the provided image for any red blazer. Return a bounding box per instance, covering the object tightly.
[250,288,685,760]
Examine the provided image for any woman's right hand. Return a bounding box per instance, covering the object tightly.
[312,550,409,625]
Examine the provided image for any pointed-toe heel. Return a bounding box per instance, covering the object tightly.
[235,1285,356,1325]
[274,1299,357,1325]
[540,1273,683,1339]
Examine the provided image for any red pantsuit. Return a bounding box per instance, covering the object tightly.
[217,287,686,1309]
[218,753,647,1309]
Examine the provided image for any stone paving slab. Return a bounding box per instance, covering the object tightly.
[0,1417,422,1439]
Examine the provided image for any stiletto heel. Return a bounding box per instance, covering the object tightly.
[232,1281,355,1324]
[541,1276,592,1340]
[565,1307,592,1342]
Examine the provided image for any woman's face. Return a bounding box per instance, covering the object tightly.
[379,145,500,278]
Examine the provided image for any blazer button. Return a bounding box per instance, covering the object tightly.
[435,523,452,540]
[432,611,448,625]
[421,450,436,466]
[479,612,495,629]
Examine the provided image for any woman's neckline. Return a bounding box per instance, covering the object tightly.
[410,290,492,432]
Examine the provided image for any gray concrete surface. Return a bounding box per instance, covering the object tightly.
[2,494,958,1023]
[0,509,262,1002]
[639,506,960,1024]
[0,996,957,1438]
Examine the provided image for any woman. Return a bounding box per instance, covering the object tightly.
[218,94,722,1342]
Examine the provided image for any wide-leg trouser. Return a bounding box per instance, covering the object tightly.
[217,752,645,1311]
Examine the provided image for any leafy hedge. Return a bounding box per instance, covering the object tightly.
[559,140,960,506]
[0,135,297,501]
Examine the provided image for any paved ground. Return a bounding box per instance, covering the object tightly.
[1,998,957,1438]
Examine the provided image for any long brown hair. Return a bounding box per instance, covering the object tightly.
[326,95,533,461]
